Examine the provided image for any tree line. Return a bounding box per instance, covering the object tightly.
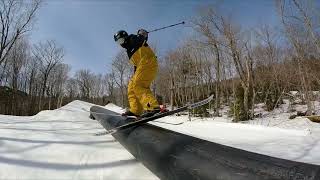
[1,0,320,122]
[155,0,320,121]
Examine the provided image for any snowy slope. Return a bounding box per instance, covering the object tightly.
[1,100,319,179]
[0,100,157,180]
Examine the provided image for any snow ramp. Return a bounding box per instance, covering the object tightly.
[90,105,320,180]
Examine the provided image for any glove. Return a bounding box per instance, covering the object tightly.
[137,29,148,41]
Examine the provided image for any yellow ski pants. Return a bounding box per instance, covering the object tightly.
[128,46,159,115]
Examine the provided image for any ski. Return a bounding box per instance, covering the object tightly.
[85,108,138,120]
[153,120,184,125]
[94,120,183,136]
[98,95,213,135]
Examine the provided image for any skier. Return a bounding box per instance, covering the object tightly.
[114,29,161,118]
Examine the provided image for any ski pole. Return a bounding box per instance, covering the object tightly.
[148,21,185,33]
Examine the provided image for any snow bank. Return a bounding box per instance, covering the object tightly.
[104,103,125,114]
[0,100,157,180]
[2,99,319,179]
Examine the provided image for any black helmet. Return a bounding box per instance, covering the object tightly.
[114,30,128,45]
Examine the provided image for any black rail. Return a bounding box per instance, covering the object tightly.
[90,105,320,180]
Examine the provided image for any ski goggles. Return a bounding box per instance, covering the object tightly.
[116,37,125,45]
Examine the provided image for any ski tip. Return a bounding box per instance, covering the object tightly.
[209,94,214,99]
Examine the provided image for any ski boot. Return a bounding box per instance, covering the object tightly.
[122,110,140,120]
[141,108,161,118]
[140,105,169,118]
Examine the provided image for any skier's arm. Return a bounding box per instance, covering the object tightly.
[131,34,146,47]
[125,34,147,59]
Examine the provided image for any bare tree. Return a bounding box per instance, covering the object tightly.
[192,7,255,120]
[0,0,41,67]
[33,40,64,110]
[214,13,256,121]
[66,78,79,99]
[277,0,314,115]
[7,37,29,114]
[91,73,104,98]
[105,72,116,103]
[193,7,224,116]
[291,0,320,55]
[75,69,95,100]
[112,50,130,107]
[47,63,70,109]
[25,56,39,93]
[253,24,286,112]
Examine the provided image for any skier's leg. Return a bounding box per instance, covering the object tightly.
[127,78,143,116]
[133,65,159,111]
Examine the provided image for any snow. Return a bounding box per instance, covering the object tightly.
[1,99,320,179]
[104,103,125,114]
[150,118,320,165]
[105,99,320,165]
[92,100,320,165]
[0,100,157,180]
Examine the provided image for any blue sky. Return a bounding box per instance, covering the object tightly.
[30,0,279,74]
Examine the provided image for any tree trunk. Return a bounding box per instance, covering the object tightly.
[170,75,174,110]
[243,83,249,120]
